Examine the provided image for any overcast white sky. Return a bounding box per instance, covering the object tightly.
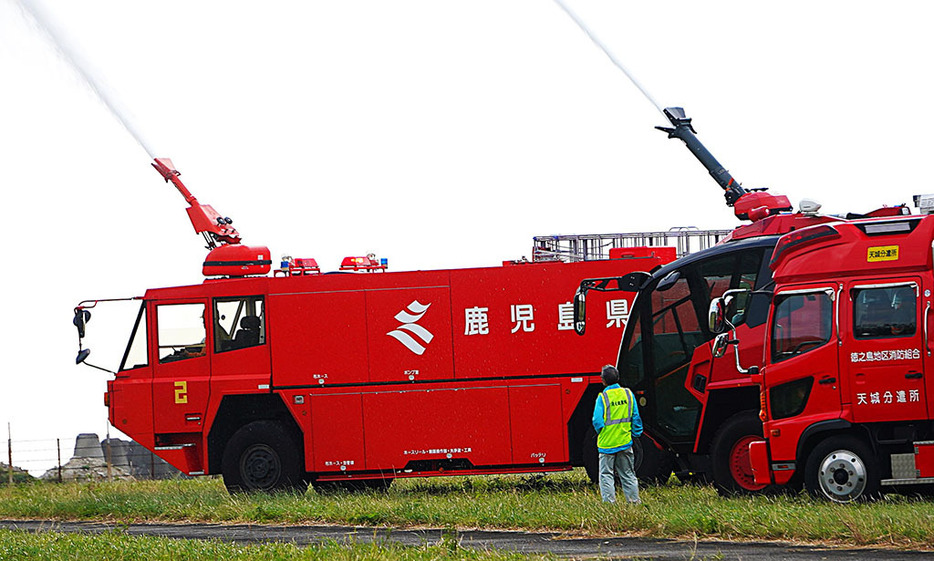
[1,1,932,474]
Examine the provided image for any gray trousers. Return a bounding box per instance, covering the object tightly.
[598,447,640,503]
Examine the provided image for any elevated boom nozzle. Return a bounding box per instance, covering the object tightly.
[656,107,746,207]
[656,107,791,222]
[151,157,241,248]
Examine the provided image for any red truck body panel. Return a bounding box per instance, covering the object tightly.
[109,255,672,479]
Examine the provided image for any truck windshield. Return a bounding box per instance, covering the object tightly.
[119,303,148,371]
[617,247,768,446]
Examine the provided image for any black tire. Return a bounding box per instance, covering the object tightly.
[582,427,600,484]
[635,434,674,485]
[582,428,670,485]
[313,477,393,493]
[710,411,776,496]
[804,435,880,503]
[221,420,307,494]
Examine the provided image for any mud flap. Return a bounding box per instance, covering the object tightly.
[749,439,772,485]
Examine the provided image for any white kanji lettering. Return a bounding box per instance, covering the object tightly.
[464,306,490,335]
[857,392,868,405]
[557,302,574,331]
[883,391,893,404]
[606,299,630,328]
[910,389,921,402]
[511,304,535,333]
[870,392,881,404]
[896,390,907,403]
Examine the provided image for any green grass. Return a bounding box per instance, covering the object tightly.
[0,529,547,560]
[1,471,934,549]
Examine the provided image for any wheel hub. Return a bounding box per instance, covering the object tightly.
[241,444,280,489]
[818,449,866,502]
[729,436,767,491]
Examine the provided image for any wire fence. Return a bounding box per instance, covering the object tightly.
[3,429,182,483]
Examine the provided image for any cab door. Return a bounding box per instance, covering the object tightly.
[151,299,212,435]
[765,286,841,425]
[843,279,927,422]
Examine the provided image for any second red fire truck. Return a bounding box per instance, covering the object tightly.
[572,107,913,495]
[707,204,934,502]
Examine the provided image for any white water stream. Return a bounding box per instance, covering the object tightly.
[15,0,156,158]
[551,0,665,117]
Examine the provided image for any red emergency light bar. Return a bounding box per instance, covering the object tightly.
[340,255,388,272]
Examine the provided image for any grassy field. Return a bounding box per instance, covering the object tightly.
[1,470,934,550]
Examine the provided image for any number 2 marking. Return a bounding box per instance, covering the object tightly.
[174,381,188,404]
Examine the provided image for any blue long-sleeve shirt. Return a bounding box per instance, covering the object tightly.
[592,383,643,454]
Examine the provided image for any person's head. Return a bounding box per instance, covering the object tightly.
[601,364,619,386]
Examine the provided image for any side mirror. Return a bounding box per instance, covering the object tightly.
[708,298,725,334]
[75,348,91,365]
[712,333,730,358]
[73,308,91,339]
[573,288,586,336]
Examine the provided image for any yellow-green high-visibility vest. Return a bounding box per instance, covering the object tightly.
[597,386,634,450]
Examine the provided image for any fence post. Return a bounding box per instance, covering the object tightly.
[7,423,12,486]
[57,438,63,483]
[105,426,113,482]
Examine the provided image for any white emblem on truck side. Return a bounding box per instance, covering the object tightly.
[387,300,434,355]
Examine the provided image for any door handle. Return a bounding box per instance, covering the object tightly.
[819,377,837,385]
[906,371,923,379]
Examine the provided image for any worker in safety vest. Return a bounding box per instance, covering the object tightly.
[592,364,643,503]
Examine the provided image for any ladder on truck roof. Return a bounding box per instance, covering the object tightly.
[532,227,732,262]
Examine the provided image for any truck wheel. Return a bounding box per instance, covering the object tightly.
[582,427,599,484]
[804,436,879,503]
[222,420,307,494]
[313,478,393,493]
[710,412,773,495]
[582,428,670,485]
[635,435,674,484]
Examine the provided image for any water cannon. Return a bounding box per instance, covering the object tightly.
[152,158,241,248]
[656,107,792,222]
[151,158,271,277]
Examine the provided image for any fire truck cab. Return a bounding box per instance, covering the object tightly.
[711,214,934,501]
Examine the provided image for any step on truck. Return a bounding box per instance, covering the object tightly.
[707,203,934,502]
[74,158,691,492]
[572,107,911,493]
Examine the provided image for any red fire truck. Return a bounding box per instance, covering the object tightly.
[707,207,934,502]
[572,108,911,494]
[73,158,680,492]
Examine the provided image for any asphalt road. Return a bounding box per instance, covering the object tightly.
[1,519,931,560]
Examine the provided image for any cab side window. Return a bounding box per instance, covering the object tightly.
[214,296,266,352]
[853,286,916,339]
[157,303,206,363]
[771,291,833,362]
